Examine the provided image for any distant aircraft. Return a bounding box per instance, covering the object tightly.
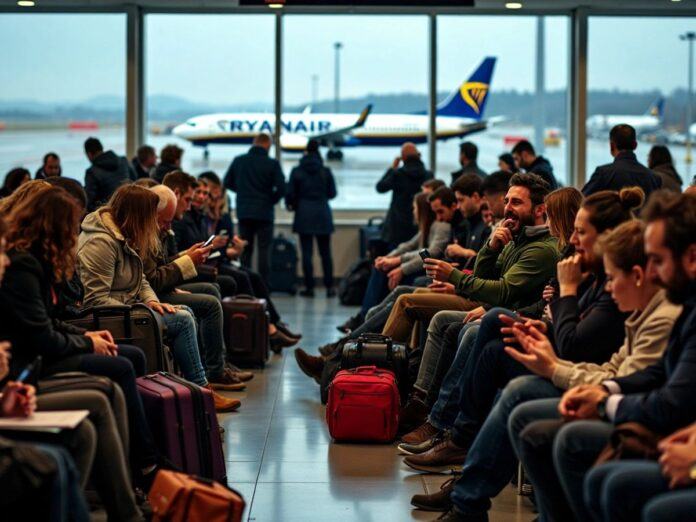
[172,57,498,160]
[586,97,664,139]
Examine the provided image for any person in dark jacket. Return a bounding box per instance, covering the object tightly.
[83,137,135,211]
[648,144,683,193]
[447,174,492,268]
[286,140,337,297]
[224,133,286,282]
[0,167,31,198]
[451,141,487,184]
[512,140,558,190]
[377,142,433,248]
[131,145,157,180]
[150,144,183,184]
[34,152,61,179]
[582,124,663,197]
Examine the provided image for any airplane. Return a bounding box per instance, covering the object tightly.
[172,57,497,160]
[586,97,664,139]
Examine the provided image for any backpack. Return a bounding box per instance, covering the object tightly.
[338,259,371,306]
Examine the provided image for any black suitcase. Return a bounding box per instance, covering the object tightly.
[340,334,410,398]
[269,234,298,295]
[222,295,270,368]
[359,217,388,260]
[65,304,170,374]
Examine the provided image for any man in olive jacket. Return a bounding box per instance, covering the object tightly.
[224,133,286,282]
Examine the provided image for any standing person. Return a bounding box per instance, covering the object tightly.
[582,124,663,197]
[511,140,558,190]
[35,152,61,179]
[83,137,136,211]
[151,144,183,184]
[497,153,517,174]
[223,133,286,282]
[648,144,683,193]
[285,139,337,298]
[0,168,31,198]
[132,145,157,180]
[377,142,433,249]
[451,142,487,184]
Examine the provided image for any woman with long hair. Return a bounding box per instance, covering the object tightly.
[0,167,31,198]
[0,179,51,217]
[77,184,239,412]
[648,144,682,192]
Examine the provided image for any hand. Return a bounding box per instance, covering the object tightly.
[0,342,11,382]
[659,423,696,449]
[499,314,548,344]
[387,267,403,290]
[542,285,557,303]
[392,157,401,169]
[428,281,455,294]
[659,441,696,488]
[86,331,118,356]
[226,245,243,260]
[424,259,455,283]
[373,256,386,270]
[212,236,228,249]
[184,242,205,256]
[446,244,476,259]
[187,245,213,266]
[504,323,559,379]
[463,306,486,323]
[0,382,36,418]
[146,301,178,315]
[489,225,513,252]
[232,235,247,250]
[380,257,401,272]
[558,384,608,421]
[557,254,584,297]
[174,288,191,295]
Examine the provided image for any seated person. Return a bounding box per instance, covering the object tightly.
[77,184,239,412]
[507,191,695,522]
[446,174,492,269]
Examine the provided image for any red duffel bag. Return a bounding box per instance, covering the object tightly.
[326,366,400,443]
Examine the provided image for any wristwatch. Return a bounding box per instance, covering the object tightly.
[689,462,696,482]
[597,396,609,422]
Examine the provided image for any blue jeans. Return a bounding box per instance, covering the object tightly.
[359,267,416,318]
[160,306,208,386]
[449,376,562,515]
[36,444,90,522]
[164,283,226,380]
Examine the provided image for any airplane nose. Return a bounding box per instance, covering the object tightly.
[172,124,188,138]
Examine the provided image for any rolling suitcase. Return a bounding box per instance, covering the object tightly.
[221,295,269,368]
[66,304,169,374]
[137,372,226,483]
[340,333,410,398]
[326,366,400,443]
[268,234,298,295]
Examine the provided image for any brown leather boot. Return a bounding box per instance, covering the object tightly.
[401,421,440,445]
[208,372,247,391]
[206,386,241,412]
[225,363,254,382]
[410,475,457,511]
[294,348,325,384]
[404,436,468,474]
[398,393,429,435]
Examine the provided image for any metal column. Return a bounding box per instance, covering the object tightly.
[534,16,546,154]
[274,11,283,163]
[568,9,588,188]
[428,13,437,173]
[126,5,145,159]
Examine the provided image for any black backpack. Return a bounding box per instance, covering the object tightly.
[338,258,371,306]
[269,234,298,295]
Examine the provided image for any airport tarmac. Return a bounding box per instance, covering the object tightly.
[0,125,691,209]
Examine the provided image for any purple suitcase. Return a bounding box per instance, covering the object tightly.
[137,372,226,483]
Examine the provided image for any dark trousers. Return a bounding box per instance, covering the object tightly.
[238,218,273,283]
[299,234,333,290]
[76,344,158,469]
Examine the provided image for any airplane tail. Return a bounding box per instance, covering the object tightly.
[645,97,665,119]
[437,57,496,120]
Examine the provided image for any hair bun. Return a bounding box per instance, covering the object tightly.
[618,186,645,210]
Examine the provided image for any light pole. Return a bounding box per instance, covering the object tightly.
[680,31,695,165]
[334,42,343,114]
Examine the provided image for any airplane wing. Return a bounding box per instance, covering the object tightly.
[310,104,372,143]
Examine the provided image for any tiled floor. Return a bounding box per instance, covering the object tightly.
[217,295,537,522]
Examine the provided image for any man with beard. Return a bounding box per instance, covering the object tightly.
[503,190,696,522]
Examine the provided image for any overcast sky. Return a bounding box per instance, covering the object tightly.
[0,13,693,105]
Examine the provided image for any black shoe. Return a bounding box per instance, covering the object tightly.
[270,330,298,353]
[326,287,337,298]
[276,322,302,341]
[300,289,315,297]
[336,314,363,334]
[436,508,487,521]
[411,475,457,512]
[398,395,430,436]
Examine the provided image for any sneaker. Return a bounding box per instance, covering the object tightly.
[294,348,325,384]
[401,420,439,445]
[276,322,302,341]
[398,395,430,435]
[403,437,468,474]
[410,475,457,512]
[399,427,443,456]
[208,372,246,391]
[206,386,241,412]
[336,314,363,334]
[270,330,298,353]
[299,289,315,297]
[224,362,254,382]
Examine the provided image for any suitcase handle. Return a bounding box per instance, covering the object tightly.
[78,305,133,339]
[232,294,256,301]
[356,334,394,360]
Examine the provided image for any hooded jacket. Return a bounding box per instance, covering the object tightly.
[85,151,136,211]
[77,209,159,307]
[376,157,433,246]
[286,153,337,236]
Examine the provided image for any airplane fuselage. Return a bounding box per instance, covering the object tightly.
[586,114,662,137]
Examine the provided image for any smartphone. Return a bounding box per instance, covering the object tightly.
[207,251,221,260]
[202,234,216,248]
[16,356,41,383]
[419,248,432,262]
[218,230,228,237]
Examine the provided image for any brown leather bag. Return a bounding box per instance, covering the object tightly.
[594,422,661,467]
[149,470,245,522]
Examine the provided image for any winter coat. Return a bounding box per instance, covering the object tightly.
[150,162,179,184]
[582,151,662,198]
[376,157,433,246]
[84,151,136,211]
[651,163,683,193]
[286,153,337,236]
[450,162,487,184]
[526,156,558,190]
[77,209,159,308]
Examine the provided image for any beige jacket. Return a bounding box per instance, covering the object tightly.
[77,209,159,307]
[551,289,682,389]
